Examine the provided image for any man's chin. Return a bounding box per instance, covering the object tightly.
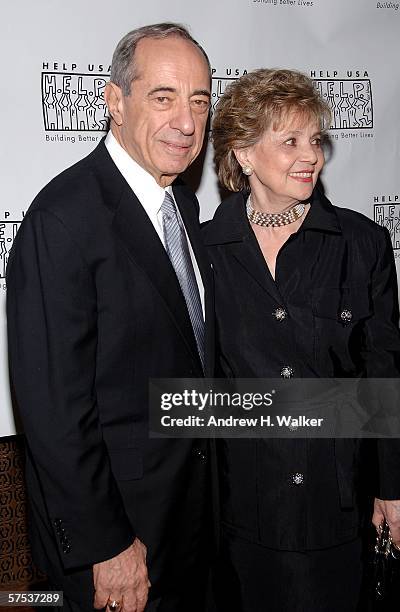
[161,161,193,177]
[156,154,199,185]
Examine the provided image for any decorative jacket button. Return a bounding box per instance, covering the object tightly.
[273,307,287,321]
[193,447,207,462]
[280,366,294,379]
[340,309,353,324]
[63,544,71,554]
[292,473,304,485]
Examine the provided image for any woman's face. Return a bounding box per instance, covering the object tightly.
[237,113,325,208]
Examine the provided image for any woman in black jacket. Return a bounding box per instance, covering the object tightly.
[203,68,400,611]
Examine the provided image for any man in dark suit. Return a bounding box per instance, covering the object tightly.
[6,23,214,612]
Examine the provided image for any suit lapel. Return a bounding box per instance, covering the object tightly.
[229,234,284,306]
[89,141,201,368]
[87,138,214,375]
[203,192,284,306]
[112,186,202,369]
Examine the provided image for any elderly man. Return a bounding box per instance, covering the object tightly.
[7,23,214,612]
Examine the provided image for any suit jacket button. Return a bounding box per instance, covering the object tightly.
[63,544,71,554]
[292,473,304,485]
[280,366,294,379]
[273,307,287,321]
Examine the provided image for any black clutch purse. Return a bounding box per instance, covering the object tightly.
[371,519,400,606]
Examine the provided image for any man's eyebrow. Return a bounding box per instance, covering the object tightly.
[147,86,211,98]
[192,89,211,99]
[147,86,177,96]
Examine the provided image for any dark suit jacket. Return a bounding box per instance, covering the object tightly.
[6,138,214,605]
[202,187,400,551]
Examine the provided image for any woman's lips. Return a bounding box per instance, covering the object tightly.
[288,171,314,183]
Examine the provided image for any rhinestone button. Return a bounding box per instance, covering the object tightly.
[292,473,304,485]
[273,307,287,321]
[340,309,353,324]
[193,447,207,462]
[280,366,294,379]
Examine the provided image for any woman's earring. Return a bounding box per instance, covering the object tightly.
[242,165,253,176]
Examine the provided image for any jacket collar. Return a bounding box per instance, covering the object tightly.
[302,186,342,234]
[202,185,342,246]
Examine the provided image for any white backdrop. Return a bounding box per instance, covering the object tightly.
[1,0,399,436]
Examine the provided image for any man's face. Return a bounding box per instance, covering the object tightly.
[106,36,211,187]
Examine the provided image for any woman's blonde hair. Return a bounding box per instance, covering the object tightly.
[212,68,331,192]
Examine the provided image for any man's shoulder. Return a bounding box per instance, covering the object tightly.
[28,139,115,220]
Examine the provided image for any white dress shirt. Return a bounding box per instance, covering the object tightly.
[105,131,205,317]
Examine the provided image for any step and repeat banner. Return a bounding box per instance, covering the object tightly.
[0,0,399,436]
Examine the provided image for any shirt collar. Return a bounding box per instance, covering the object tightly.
[105,131,167,213]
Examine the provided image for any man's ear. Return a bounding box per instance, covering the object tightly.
[104,82,124,126]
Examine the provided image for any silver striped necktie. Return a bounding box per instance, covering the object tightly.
[161,191,205,370]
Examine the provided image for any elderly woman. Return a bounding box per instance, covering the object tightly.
[203,69,400,611]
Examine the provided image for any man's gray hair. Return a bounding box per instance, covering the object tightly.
[110,22,211,96]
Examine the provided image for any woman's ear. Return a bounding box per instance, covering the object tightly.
[233,148,249,168]
[234,148,253,177]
